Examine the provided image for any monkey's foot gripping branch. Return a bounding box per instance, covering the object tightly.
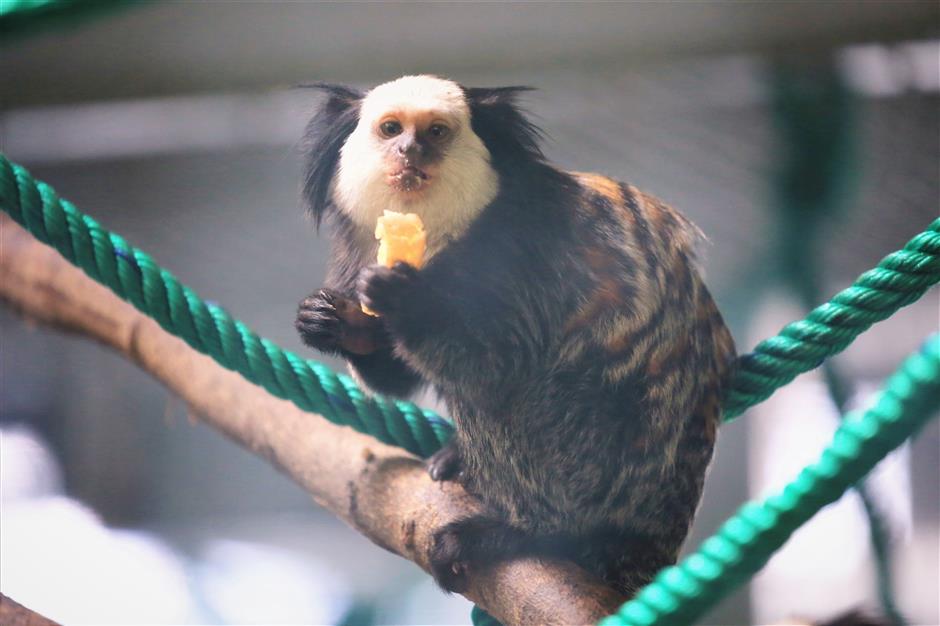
[0,154,452,459]
[601,335,940,626]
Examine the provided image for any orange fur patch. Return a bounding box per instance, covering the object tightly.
[564,275,623,334]
[645,331,689,378]
[572,172,624,206]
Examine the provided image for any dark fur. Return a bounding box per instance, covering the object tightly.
[296,82,736,595]
[299,83,364,229]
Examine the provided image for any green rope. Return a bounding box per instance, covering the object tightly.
[470,605,502,626]
[1,153,938,625]
[600,334,940,626]
[723,219,940,418]
[0,0,142,40]
[0,155,452,459]
[1,0,75,20]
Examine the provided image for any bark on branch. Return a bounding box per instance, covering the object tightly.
[0,216,625,626]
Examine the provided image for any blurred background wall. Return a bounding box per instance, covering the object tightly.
[1,3,938,624]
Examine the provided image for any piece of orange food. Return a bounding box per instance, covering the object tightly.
[362,210,427,316]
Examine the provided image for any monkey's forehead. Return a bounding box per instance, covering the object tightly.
[361,75,468,120]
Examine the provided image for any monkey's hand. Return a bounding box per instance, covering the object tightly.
[296,288,389,356]
[356,262,420,318]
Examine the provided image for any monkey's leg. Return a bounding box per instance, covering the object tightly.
[296,288,388,356]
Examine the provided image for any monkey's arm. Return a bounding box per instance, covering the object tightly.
[358,237,562,393]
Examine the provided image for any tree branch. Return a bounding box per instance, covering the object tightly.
[0,593,61,626]
[0,216,625,626]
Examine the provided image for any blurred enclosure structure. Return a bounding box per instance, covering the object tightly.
[1,3,938,625]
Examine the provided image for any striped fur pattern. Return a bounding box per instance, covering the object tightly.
[296,76,736,595]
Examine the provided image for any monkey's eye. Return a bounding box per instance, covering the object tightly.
[428,124,450,139]
[380,120,403,138]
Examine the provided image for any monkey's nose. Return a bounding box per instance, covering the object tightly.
[398,143,426,158]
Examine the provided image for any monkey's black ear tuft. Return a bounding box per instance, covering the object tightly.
[463,85,536,106]
[295,82,364,114]
[299,83,363,228]
[463,85,545,168]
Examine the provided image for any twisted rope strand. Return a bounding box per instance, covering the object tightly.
[600,335,940,626]
[725,223,940,418]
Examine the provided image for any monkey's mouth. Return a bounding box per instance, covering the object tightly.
[389,166,431,193]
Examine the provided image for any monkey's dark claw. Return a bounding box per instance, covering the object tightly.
[357,262,419,317]
[429,525,471,593]
[427,443,463,482]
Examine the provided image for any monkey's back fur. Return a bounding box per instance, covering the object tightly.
[296,81,736,595]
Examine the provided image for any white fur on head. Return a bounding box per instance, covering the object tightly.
[334,75,499,257]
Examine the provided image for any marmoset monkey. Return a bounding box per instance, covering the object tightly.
[295,75,736,595]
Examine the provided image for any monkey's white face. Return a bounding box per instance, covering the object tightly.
[334,75,499,255]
